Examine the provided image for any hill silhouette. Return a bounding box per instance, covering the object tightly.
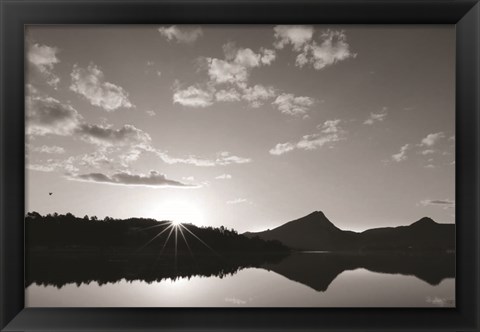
[244,212,455,251]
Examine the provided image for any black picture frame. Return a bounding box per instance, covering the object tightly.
[1,0,479,331]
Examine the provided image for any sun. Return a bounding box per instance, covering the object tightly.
[151,199,205,226]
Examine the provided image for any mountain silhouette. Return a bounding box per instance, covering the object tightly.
[245,212,455,251]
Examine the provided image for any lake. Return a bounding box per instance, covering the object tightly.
[25,252,455,307]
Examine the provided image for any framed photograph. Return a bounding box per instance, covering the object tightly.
[1,0,479,331]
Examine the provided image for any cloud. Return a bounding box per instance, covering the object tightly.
[274,25,314,51]
[242,85,276,108]
[27,164,56,172]
[420,149,435,155]
[226,198,247,204]
[173,85,213,107]
[215,174,232,180]
[269,142,296,156]
[27,43,60,88]
[27,156,79,174]
[274,27,355,70]
[70,63,134,111]
[78,151,113,168]
[364,107,388,125]
[420,199,455,208]
[77,124,151,148]
[298,30,356,70]
[215,88,241,102]
[420,132,445,147]
[156,150,251,167]
[391,144,410,162]
[71,170,195,188]
[158,26,203,44]
[146,110,156,116]
[273,93,314,116]
[32,145,65,154]
[270,119,345,155]
[26,96,83,136]
[206,43,276,85]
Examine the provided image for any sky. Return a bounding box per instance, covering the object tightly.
[25,25,455,232]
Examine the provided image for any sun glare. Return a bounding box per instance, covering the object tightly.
[151,199,205,226]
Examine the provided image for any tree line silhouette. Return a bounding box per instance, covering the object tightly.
[25,211,288,254]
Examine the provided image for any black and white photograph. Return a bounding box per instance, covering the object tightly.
[25,25,455,307]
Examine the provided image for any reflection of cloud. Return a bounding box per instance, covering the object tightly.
[70,170,196,188]
[426,296,455,307]
[270,119,345,155]
[215,174,232,180]
[158,26,203,44]
[226,198,247,204]
[70,63,133,112]
[225,297,247,305]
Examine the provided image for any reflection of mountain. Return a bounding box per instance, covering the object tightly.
[262,252,455,292]
[245,212,455,251]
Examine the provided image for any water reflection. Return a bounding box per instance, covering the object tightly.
[263,252,455,292]
[26,251,454,293]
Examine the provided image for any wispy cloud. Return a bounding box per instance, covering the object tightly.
[155,150,251,167]
[206,43,275,86]
[270,119,345,155]
[364,107,388,125]
[274,27,356,70]
[273,93,314,117]
[70,170,196,188]
[26,96,83,136]
[420,132,445,147]
[70,63,134,112]
[146,110,156,116]
[158,26,203,44]
[391,144,410,162]
[420,199,455,208]
[76,123,151,148]
[173,85,213,108]
[242,84,276,108]
[274,25,314,51]
[27,43,61,88]
[32,145,65,154]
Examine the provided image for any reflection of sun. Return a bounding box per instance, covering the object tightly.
[152,199,204,226]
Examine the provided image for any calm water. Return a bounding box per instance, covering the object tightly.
[25,252,455,307]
